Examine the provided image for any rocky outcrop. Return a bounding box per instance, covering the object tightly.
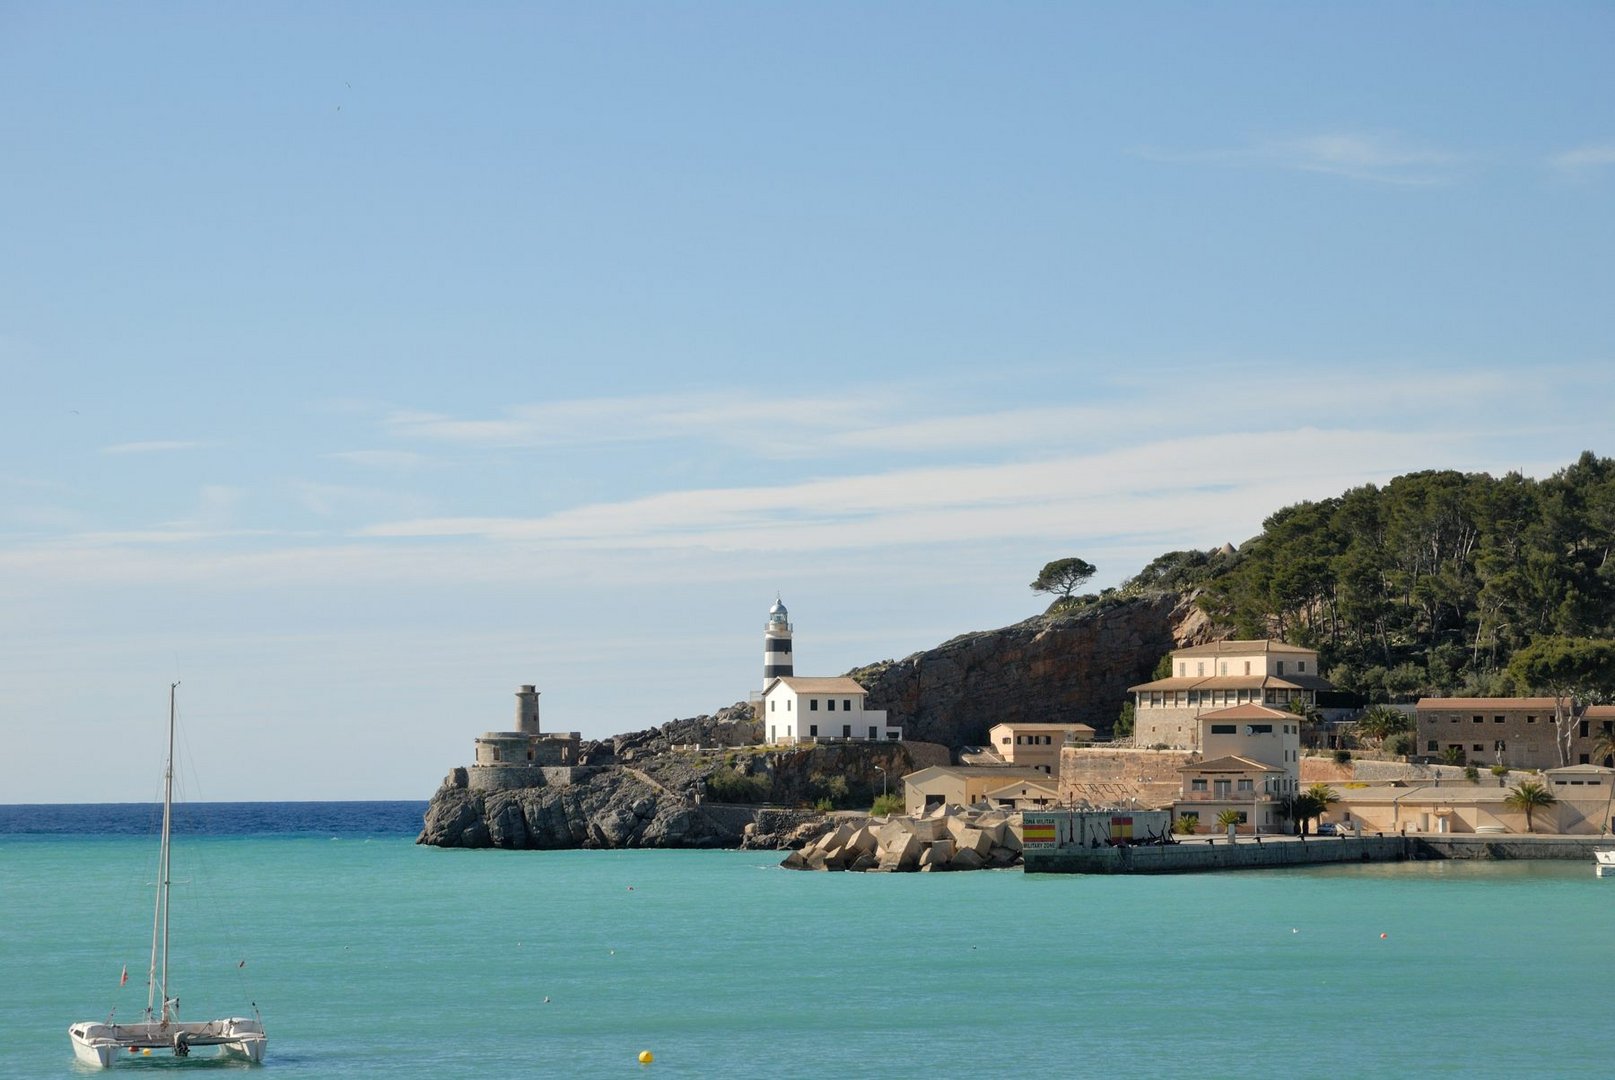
[416,741,948,849]
[418,765,823,849]
[578,703,760,766]
[851,592,1207,749]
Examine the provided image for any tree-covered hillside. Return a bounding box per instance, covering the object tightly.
[1118,452,1615,704]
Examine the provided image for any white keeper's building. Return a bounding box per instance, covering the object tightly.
[757,598,902,745]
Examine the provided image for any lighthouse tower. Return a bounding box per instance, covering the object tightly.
[763,597,793,690]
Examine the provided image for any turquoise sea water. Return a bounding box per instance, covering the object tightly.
[3,803,1611,1079]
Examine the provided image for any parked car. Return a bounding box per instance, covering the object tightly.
[1315,822,1339,836]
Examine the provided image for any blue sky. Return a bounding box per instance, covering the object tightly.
[3,4,1612,802]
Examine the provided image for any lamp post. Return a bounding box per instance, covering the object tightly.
[874,765,887,800]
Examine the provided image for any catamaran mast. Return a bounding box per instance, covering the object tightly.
[145,682,179,1024]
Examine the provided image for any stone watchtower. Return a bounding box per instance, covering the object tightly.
[764,597,793,690]
[516,684,541,735]
[468,682,584,793]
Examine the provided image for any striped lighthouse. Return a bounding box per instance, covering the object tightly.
[764,597,793,689]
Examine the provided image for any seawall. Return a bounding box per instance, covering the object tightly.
[1024,834,1611,874]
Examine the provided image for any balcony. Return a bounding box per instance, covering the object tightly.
[1178,790,1280,803]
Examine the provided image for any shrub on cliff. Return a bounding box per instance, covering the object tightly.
[705,768,771,804]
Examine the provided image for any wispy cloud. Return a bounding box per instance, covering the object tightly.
[326,450,429,469]
[102,439,212,455]
[1551,141,1615,178]
[1135,131,1463,187]
[384,391,893,457]
[357,427,1459,554]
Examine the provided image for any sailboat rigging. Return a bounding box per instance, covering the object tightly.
[68,683,267,1067]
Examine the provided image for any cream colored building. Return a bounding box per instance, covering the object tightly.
[983,775,1061,811]
[1174,755,1289,834]
[1328,764,1615,835]
[1130,640,1335,750]
[901,765,1049,816]
[988,722,1096,776]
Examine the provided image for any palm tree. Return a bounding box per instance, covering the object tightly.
[1589,729,1615,769]
[1355,705,1410,749]
[1307,783,1340,831]
[1504,780,1558,834]
[1279,792,1325,836]
[1215,809,1243,833]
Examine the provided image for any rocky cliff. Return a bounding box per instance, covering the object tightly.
[852,591,1208,748]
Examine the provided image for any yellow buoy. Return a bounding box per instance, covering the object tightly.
[638,1050,654,1064]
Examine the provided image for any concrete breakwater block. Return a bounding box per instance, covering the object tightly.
[781,806,1026,873]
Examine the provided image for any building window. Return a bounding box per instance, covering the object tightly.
[1001,736,1011,745]
[1494,715,1505,724]
[1298,661,1306,673]
[810,699,819,711]
[1276,661,1285,675]
[1427,740,1438,752]
[786,699,792,711]
[869,726,877,739]
[1473,715,1483,724]
[827,699,836,711]
[842,725,851,738]
[1191,779,1208,791]
[1527,715,1537,724]
[1220,662,1227,675]
[1248,724,1273,734]
[1581,754,1591,765]
[1581,721,1590,738]
[1211,724,1236,734]
[810,725,818,737]
[1473,744,1484,752]
[769,700,775,712]
[845,699,853,711]
[1237,779,1254,792]
[1244,661,1251,675]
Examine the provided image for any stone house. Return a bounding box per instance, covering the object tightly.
[1129,639,1336,751]
[1415,698,1615,770]
[987,721,1096,776]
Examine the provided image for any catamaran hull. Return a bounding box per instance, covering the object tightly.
[69,1019,266,1068]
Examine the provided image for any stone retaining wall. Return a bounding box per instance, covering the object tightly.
[1026,836,1408,874]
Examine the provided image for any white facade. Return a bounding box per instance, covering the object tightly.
[762,676,901,744]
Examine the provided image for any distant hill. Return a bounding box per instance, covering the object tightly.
[1116,450,1615,704]
[856,451,1615,742]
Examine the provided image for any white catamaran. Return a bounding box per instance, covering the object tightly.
[69,683,267,1068]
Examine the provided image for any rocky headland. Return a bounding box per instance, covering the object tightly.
[418,592,1208,850]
